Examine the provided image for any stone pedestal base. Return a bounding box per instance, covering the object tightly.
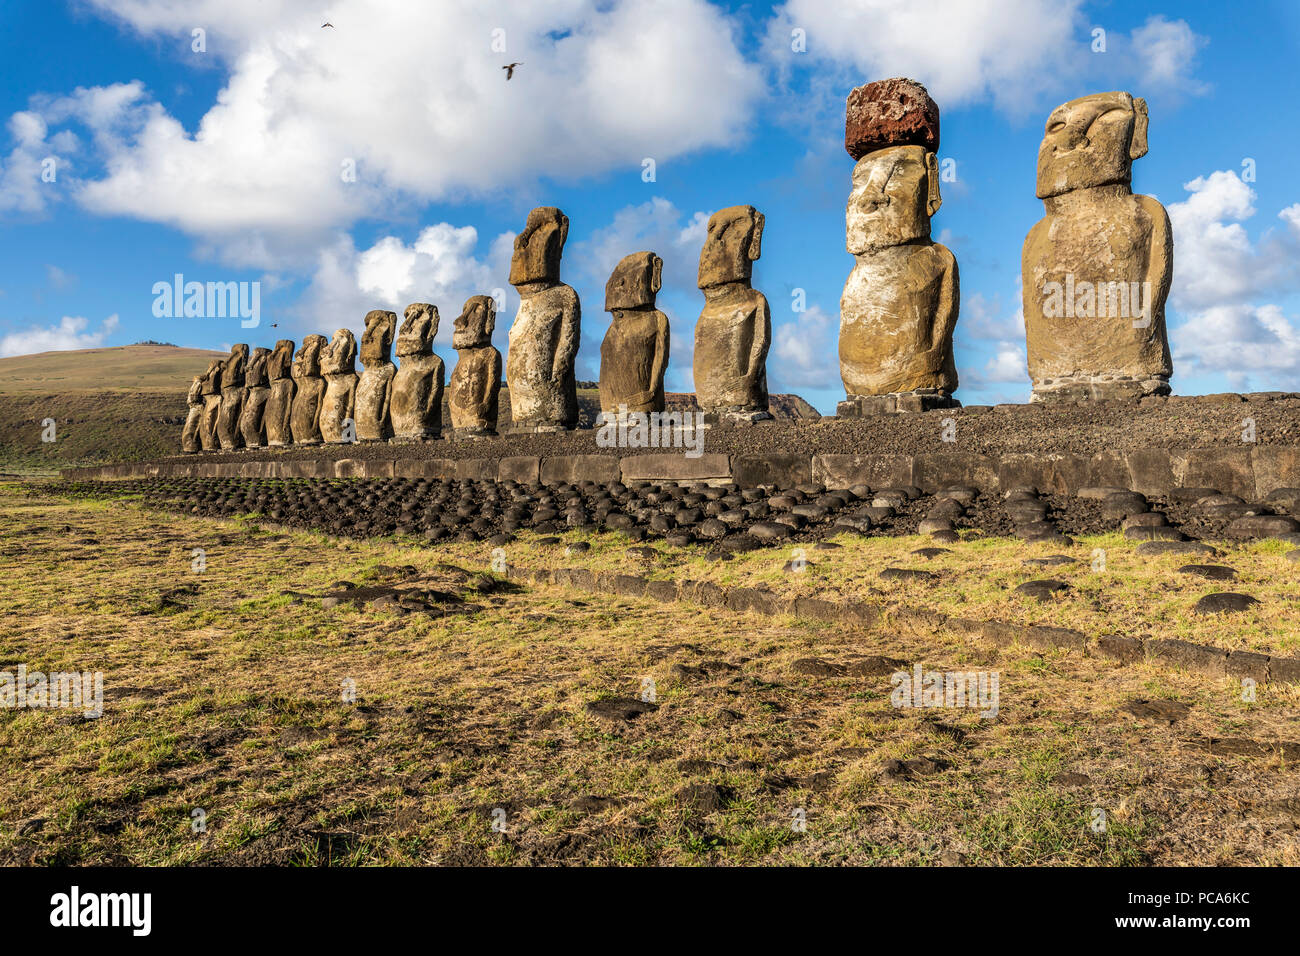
[1030,375,1170,403]
[446,428,495,441]
[700,408,773,426]
[508,423,574,435]
[837,390,960,417]
[389,433,442,443]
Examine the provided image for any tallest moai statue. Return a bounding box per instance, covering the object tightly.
[1022,92,1172,402]
[838,78,959,416]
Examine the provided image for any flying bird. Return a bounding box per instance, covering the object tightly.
[321,22,334,29]
[503,62,522,80]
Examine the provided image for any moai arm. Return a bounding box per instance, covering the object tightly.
[1138,194,1173,324]
[932,247,960,356]
[552,290,580,385]
[648,311,670,405]
[746,296,771,386]
[486,350,502,423]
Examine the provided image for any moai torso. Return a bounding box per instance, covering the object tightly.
[290,335,327,445]
[599,251,669,415]
[182,376,204,453]
[199,360,223,451]
[505,207,580,430]
[320,328,358,444]
[217,344,248,450]
[1022,92,1172,401]
[355,310,397,441]
[448,296,499,435]
[693,205,771,418]
[264,340,296,446]
[238,347,271,448]
[391,302,446,440]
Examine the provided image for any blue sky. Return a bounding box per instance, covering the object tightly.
[2,0,1299,412]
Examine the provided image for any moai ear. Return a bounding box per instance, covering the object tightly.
[650,255,663,294]
[925,152,943,216]
[748,211,764,261]
[1130,97,1149,160]
[484,298,497,336]
[558,212,570,247]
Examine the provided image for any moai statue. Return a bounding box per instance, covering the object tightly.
[1022,91,1172,401]
[355,310,397,441]
[199,359,223,451]
[289,334,327,446]
[693,205,771,421]
[449,296,502,438]
[320,328,358,444]
[599,251,670,416]
[390,302,446,441]
[238,346,271,448]
[838,78,959,416]
[216,344,248,449]
[506,206,580,431]
[181,375,204,453]
[264,339,297,446]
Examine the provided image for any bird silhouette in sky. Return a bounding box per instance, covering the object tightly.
[321,22,334,29]
[503,62,522,80]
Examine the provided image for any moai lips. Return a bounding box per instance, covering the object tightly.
[449,295,501,437]
[600,251,670,416]
[506,207,580,431]
[391,302,446,441]
[264,339,297,446]
[216,343,248,449]
[355,310,397,441]
[1022,91,1172,402]
[693,204,771,420]
[289,334,327,445]
[320,328,358,444]
[238,346,271,447]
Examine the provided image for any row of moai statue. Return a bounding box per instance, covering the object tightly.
[182,77,1174,451]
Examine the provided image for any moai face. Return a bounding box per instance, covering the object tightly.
[1036,91,1148,199]
[846,145,940,254]
[187,375,203,404]
[293,334,327,378]
[360,310,397,366]
[322,328,356,375]
[509,207,569,286]
[268,339,295,380]
[453,296,496,349]
[202,360,224,394]
[245,347,271,387]
[221,343,249,388]
[698,205,763,289]
[396,303,438,356]
[605,252,662,311]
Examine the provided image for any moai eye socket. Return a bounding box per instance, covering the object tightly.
[1047,120,1066,133]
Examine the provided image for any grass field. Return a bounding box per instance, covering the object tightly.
[0,345,225,394]
[3,481,1299,866]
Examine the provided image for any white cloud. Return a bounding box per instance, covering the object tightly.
[1131,15,1209,94]
[0,314,120,357]
[569,198,711,299]
[771,304,836,390]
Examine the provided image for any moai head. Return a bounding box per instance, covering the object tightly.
[293,334,327,379]
[453,295,496,349]
[359,310,397,367]
[1036,91,1149,199]
[396,303,439,357]
[509,206,569,286]
[846,145,942,254]
[605,252,662,312]
[322,328,356,375]
[268,339,295,380]
[201,359,224,395]
[187,375,203,404]
[245,347,271,387]
[698,205,764,289]
[221,343,249,389]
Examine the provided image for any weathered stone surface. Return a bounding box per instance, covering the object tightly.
[238,346,271,448]
[1254,448,1300,500]
[181,374,204,453]
[355,309,397,441]
[498,456,540,484]
[1226,650,1270,682]
[1023,92,1172,402]
[732,453,811,489]
[1124,447,1176,496]
[1096,633,1145,663]
[813,454,913,490]
[540,455,620,485]
[841,143,958,399]
[844,77,940,159]
[392,302,446,441]
[289,334,327,445]
[599,251,670,416]
[620,453,731,483]
[320,328,358,445]
[507,207,580,430]
[1174,446,1255,500]
[1226,514,1300,539]
[216,344,248,450]
[263,339,296,447]
[1145,638,1228,676]
[913,452,995,493]
[694,205,771,418]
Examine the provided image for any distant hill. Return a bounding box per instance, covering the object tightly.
[0,344,225,394]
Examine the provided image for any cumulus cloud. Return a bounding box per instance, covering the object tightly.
[771,303,836,390]
[1131,14,1209,94]
[0,314,120,357]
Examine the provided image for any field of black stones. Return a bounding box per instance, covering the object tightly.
[45,476,1300,560]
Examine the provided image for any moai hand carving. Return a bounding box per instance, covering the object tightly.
[449,295,502,437]
[238,346,271,448]
[199,359,223,451]
[838,78,958,416]
[391,302,446,441]
[355,310,397,441]
[506,207,580,431]
[181,374,203,453]
[693,204,771,421]
[599,251,669,416]
[264,339,297,446]
[320,328,358,444]
[216,344,248,449]
[1022,91,1172,401]
[289,334,327,445]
